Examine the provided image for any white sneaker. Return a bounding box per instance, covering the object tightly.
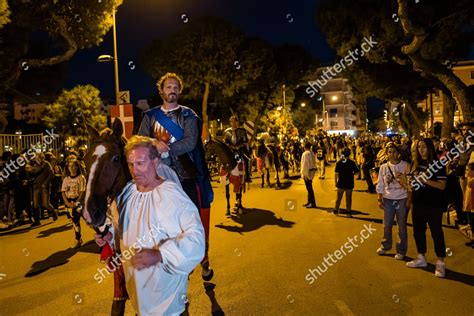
[394,254,404,260]
[435,261,446,278]
[376,247,389,255]
[406,254,427,268]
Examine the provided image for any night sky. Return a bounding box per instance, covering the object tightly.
[65,0,333,103]
[63,0,473,120]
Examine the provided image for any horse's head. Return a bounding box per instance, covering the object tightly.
[82,119,131,227]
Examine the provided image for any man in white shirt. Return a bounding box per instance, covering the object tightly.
[95,136,205,315]
[301,142,317,208]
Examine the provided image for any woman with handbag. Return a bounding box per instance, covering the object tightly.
[375,142,410,260]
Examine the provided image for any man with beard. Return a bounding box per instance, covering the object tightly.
[138,72,214,281]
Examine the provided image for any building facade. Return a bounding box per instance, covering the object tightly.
[416,60,474,127]
[309,67,361,135]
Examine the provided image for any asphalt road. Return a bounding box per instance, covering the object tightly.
[0,165,473,315]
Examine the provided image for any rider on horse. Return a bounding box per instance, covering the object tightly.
[138,72,214,281]
[224,116,251,183]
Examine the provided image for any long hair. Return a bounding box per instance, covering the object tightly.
[413,138,436,169]
[66,159,82,177]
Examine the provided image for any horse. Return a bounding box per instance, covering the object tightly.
[82,119,213,315]
[205,139,245,217]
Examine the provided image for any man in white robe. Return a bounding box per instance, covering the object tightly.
[96,136,205,315]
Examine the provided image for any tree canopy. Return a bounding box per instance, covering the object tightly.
[142,16,266,136]
[316,0,474,125]
[43,85,106,143]
[0,0,10,29]
[0,0,123,93]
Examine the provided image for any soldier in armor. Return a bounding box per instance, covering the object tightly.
[138,72,214,281]
[224,116,252,182]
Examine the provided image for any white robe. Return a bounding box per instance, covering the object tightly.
[111,179,205,316]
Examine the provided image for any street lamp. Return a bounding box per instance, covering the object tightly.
[301,103,306,107]
[97,6,120,105]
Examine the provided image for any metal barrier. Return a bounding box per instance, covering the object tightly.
[0,133,62,155]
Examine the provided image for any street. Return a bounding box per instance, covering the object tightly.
[0,165,473,316]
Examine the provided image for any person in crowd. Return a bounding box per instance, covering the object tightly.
[0,151,15,223]
[363,143,376,194]
[301,143,317,208]
[45,153,63,210]
[11,153,29,223]
[279,145,290,179]
[406,138,448,278]
[315,141,326,179]
[94,136,205,315]
[462,155,474,248]
[61,159,86,248]
[375,142,388,167]
[334,147,359,217]
[224,116,252,182]
[375,143,410,260]
[356,140,365,180]
[400,137,412,163]
[255,139,272,188]
[30,152,58,227]
[444,146,466,227]
[291,140,302,171]
[336,137,344,161]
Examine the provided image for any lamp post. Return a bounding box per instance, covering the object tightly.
[97,6,120,105]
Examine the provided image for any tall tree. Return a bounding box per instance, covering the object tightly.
[397,0,474,121]
[142,17,264,137]
[316,0,474,128]
[0,0,123,91]
[343,60,432,133]
[42,85,106,144]
[232,42,318,142]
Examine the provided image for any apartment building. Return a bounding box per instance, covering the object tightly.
[417,60,474,126]
[309,67,360,135]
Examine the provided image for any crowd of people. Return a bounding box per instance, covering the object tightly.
[289,126,474,279]
[0,148,87,247]
[0,71,472,313]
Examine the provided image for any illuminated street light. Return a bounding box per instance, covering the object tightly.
[301,103,306,107]
[276,106,283,111]
[331,95,338,101]
[97,6,120,105]
[97,55,114,62]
